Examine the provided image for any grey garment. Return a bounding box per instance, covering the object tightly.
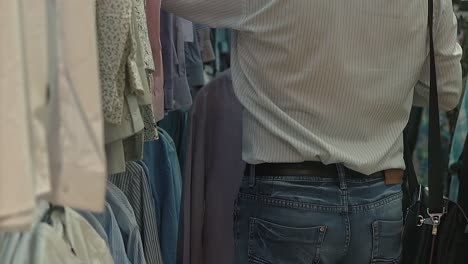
[194,24,215,63]
[160,10,193,111]
[180,70,245,264]
[109,162,164,264]
[185,25,205,87]
[107,183,148,264]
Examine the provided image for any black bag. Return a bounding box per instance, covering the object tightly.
[401,0,468,262]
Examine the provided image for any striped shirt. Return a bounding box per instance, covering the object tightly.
[162,0,463,174]
[109,162,164,264]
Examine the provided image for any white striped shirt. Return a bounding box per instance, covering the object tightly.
[162,0,462,175]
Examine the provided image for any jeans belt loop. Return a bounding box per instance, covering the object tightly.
[336,164,348,191]
[249,165,256,188]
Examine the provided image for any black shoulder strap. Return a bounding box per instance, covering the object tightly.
[427,0,445,213]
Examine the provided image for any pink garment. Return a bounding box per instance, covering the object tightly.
[146,0,165,121]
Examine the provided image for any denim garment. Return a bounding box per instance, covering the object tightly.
[107,183,147,264]
[159,110,189,172]
[234,165,404,264]
[143,129,182,264]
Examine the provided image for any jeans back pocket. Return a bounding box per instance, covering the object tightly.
[371,219,403,264]
[248,217,327,264]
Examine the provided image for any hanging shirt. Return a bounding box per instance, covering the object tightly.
[79,203,133,264]
[146,0,166,122]
[33,208,114,264]
[1,0,37,230]
[162,0,463,174]
[109,162,164,264]
[0,203,114,264]
[106,183,148,264]
[47,0,107,211]
[143,130,182,264]
[161,11,193,112]
[181,70,245,264]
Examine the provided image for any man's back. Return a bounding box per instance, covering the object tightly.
[163,0,462,174]
[162,1,463,263]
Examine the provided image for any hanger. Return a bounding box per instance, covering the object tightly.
[41,203,65,225]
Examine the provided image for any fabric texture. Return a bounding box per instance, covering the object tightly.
[107,183,148,264]
[185,24,205,87]
[109,162,164,264]
[195,24,215,63]
[159,110,189,172]
[143,130,182,264]
[0,0,37,230]
[162,0,463,175]
[146,0,165,121]
[180,70,245,264]
[46,0,107,211]
[79,203,133,264]
[34,208,114,264]
[160,10,193,112]
[234,171,404,264]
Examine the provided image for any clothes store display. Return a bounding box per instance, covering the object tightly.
[195,24,216,63]
[185,25,206,87]
[1,0,39,230]
[3,0,467,263]
[159,110,189,171]
[46,0,107,212]
[1,0,107,231]
[180,71,245,264]
[109,162,164,264]
[79,203,132,264]
[143,129,182,264]
[161,10,193,112]
[106,183,148,264]
[0,203,113,264]
[98,0,160,174]
[163,0,463,175]
[146,0,165,122]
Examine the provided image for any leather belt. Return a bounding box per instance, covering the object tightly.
[244,161,404,185]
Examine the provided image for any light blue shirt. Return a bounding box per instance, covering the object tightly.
[107,183,147,264]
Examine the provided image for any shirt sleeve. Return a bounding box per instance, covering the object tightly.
[413,0,463,111]
[161,0,243,29]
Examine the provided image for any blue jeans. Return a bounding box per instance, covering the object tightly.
[234,165,403,264]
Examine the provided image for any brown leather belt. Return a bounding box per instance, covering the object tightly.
[244,161,404,185]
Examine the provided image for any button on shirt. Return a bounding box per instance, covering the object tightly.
[162,0,463,174]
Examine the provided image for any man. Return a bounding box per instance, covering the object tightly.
[162,0,462,263]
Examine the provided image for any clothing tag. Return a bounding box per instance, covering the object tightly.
[384,169,404,185]
[179,18,194,42]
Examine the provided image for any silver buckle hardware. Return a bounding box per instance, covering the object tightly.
[417,207,447,236]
